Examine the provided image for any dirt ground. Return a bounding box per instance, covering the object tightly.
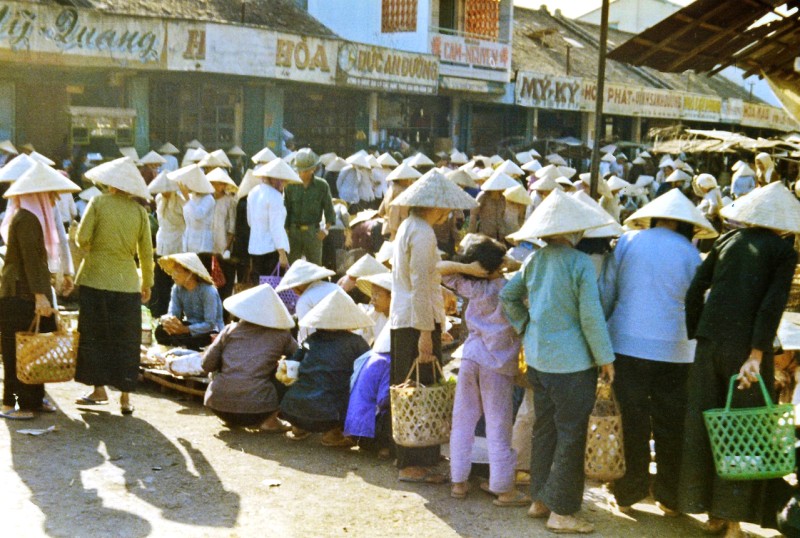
[0,376,783,538]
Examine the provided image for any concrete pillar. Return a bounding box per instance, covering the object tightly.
[632,116,642,144]
[264,86,284,153]
[525,108,537,142]
[0,81,14,142]
[126,76,149,156]
[582,111,595,147]
[368,92,379,146]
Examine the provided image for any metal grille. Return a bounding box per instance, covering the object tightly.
[464,0,500,40]
[382,0,418,33]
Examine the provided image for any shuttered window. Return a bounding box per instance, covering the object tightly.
[382,0,418,33]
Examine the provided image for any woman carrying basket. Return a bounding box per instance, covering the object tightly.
[0,162,79,419]
[679,182,800,537]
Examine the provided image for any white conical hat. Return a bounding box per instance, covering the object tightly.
[476,167,494,181]
[367,155,380,168]
[325,156,348,173]
[481,171,519,192]
[0,153,36,182]
[187,148,209,164]
[572,191,624,238]
[665,169,691,183]
[0,140,18,154]
[158,142,180,154]
[578,173,612,197]
[635,175,654,187]
[515,150,533,164]
[148,171,179,194]
[282,150,297,165]
[253,158,302,183]
[489,154,504,167]
[606,175,630,191]
[319,152,337,166]
[375,241,393,265]
[210,149,232,167]
[504,185,532,206]
[695,173,718,190]
[346,153,371,168]
[347,254,390,278]
[601,152,616,163]
[385,161,422,182]
[79,186,102,201]
[521,159,542,173]
[732,164,756,179]
[450,151,469,165]
[616,152,628,161]
[377,153,399,167]
[407,153,435,168]
[530,175,560,192]
[298,288,374,330]
[206,167,237,188]
[529,148,542,158]
[236,169,259,200]
[555,176,575,188]
[601,144,617,154]
[625,188,718,239]
[119,147,139,162]
[4,162,80,198]
[640,151,651,158]
[632,156,647,165]
[227,145,246,157]
[472,155,491,168]
[85,157,151,200]
[349,209,379,227]
[158,252,214,284]
[391,170,478,210]
[223,283,294,329]
[658,157,674,169]
[167,164,214,194]
[720,182,800,234]
[252,147,278,164]
[507,189,614,242]
[29,151,55,166]
[185,139,205,150]
[535,164,576,180]
[139,150,166,166]
[546,154,567,166]
[495,160,525,176]
[731,160,745,172]
[446,169,478,189]
[275,260,335,292]
[356,271,393,297]
[197,152,227,169]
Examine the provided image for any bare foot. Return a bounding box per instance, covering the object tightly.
[398,466,446,484]
[450,481,470,499]
[546,512,594,534]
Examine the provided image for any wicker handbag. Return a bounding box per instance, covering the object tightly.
[259,266,298,315]
[585,381,626,481]
[16,314,79,384]
[390,357,456,448]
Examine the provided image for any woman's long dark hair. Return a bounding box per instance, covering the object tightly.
[455,234,507,274]
[651,218,694,241]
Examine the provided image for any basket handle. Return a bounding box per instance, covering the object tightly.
[724,374,773,411]
[26,313,63,335]
[403,356,445,386]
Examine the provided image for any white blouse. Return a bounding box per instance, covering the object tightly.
[182,193,215,253]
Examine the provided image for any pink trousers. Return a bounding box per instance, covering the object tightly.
[449,358,517,493]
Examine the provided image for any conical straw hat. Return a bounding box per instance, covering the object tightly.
[85,157,151,200]
[298,288,374,330]
[325,157,348,173]
[732,164,756,179]
[481,171,519,191]
[282,150,296,164]
[197,152,227,169]
[450,151,469,164]
[720,182,800,234]
[640,151,651,158]
[349,209,379,227]
[158,252,213,284]
[368,155,380,168]
[356,271,393,297]
[632,156,647,166]
[555,176,575,188]
[0,153,36,182]
[695,173,718,190]
[624,188,718,239]
[30,151,55,166]
[391,170,478,210]
[251,147,278,164]
[507,189,613,242]
[167,164,214,194]
[635,175,654,187]
[731,160,745,172]
[206,167,237,188]
[472,155,491,168]
[158,142,180,154]
[504,185,532,206]
[476,167,494,180]
[601,152,616,163]
[347,254,390,278]
[495,160,525,176]
[236,169,260,200]
[79,186,102,201]
[530,175,560,192]
[275,260,335,292]
[0,140,18,154]
[572,191,624,238]
[377,152,399,167]
[601,144,617,154]
[223,283,294,329]
[187,148,208,163]
[535,164,576,180]
[210,149,232,168]
[139,150,166,165]
[227,145,246,157]
[253,158,302,183]
[446,169,478,189]
[658,157,674,168]
[407,153,435,168]
[665,169,691,183]
[617,152,629,161]
[515,150,533,164]
[606,176,630,191]
[489,155,503,167]
[119,147,139,162]
[4,162,80,198]
[521,159,542,173]
[319,152,338,166]
[346,153,371,168]
[148,171,179,194]
[185,139,205,150]
[376,241,394,265]
[546,154,567,166]
[578,173,612,197]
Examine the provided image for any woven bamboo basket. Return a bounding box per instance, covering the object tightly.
[16,314,79,384]
[390,358,455,448]
[585,382,626,481]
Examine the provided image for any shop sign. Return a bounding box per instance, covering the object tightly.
[431,32,510,82]
[515,72,581,111]
[336,42,439,95]
[580,81,682,118]
[681,93,722,122]
[167,22,273,76]
[720,98,743,124]
[0,1,164,65]
[440,75,505,94]
[274,33,337,85]
[742,102,799,131]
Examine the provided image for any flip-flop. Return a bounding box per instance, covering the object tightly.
[480,481,497,496]
[286,428,311,441]
[259,423,291,434]
[450,483,471,499]
[546,519,594,534]
[398,469,447,484]
[0,409,35,420]
[494,490,532,507]
[38,399,57,413]
[76,396,109,405]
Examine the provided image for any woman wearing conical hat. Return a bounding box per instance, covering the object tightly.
[678,182,799,536]
[754,152,779,187]
[148,172,186,317]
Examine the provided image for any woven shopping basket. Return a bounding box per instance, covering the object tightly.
[259,265,298,314]
[16,314,79,384]
[703,374,795,480]
[585,382,626,481]
[390,358,456,448]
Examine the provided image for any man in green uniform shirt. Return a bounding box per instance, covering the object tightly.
[285,148,336,265]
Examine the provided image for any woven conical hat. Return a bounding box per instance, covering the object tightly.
[346,153,371,168]
[640,151,651,158]
[185,139,205,150]
[546,154,567,166]
[515,150,533,164]
[223,283,294,329]
[521,159,542,173]
[210,149,232,167]
[578,173,612,197]
[625,188,718,239]
[450,151,469,165]
[325,156,348,173]
[555,176,575,188]
[206,167,237,187]
[158,252,213,284]
[227,145,246,157]
[495,160,525,176]
[283,150,297,164]
[489,155,503,166]
[4,162,80,198]
[720,182,800,234]
[253,158,302,183]
[572,191,624,238]
[356,271,393,297]
[298,288,374,330]
[732,164,756,179]
[168,164,214,194]
[347,254,390,278]
[476,168,494,180]
[252,147,278,164]
[29,151,55,166]
[139,150,166,166]
[236,169,259,200]
[635,175,654,187]
[0,140,18,154]
[601,152,616,163]
[504,185,532,206]
[79,186,102,201]
[507,189,613,242]
[187,148,208,164]
[148,171,179,194]
[407,153,435,168]
[349,209,379,227]
[375,241,393,265]
[158,142,180,154]
[481,171,519,191]
[731,160,745,172]
[377,152,399,167]
[601,144,617,153]
[658,157,674,169]
[197,152,227,169]
[319,152,337,166]
[391,170,478,210]
[446,169,478,189]
[367,154,380,168]
[530,175,560,192]
[665,169,691,183]
[119,147,139,162]
[617,152,628,161]
[632,156,647,165]
[535,164,576,180]
[0,153,36,182]
[85,157,151,200]
[606,175,631,191]
[275,260,335,292]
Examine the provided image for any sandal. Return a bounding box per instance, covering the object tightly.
[286,427,311,441]
[0,409,35,420]
[398,468,447,484]
[493,490,532,507]
[76,396,108,405]
[546,514,594,534]
[450,482,471,499]
[480,481,497,496]
[528,501,551,519]
[120,404,135,416]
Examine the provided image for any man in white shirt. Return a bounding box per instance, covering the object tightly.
[247,178,291,277]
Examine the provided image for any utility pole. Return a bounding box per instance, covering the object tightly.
[590,0,610,200]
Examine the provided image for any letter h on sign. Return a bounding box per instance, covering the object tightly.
[183,29,206,60]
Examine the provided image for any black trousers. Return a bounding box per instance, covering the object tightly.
[251,252,280,279]
[154,322,214,351]
[212,410,271,428]
[0,296,56,409]
[150,257,174,318]
[612,354,690,509]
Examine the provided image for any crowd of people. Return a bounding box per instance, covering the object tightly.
[0,136,799,536]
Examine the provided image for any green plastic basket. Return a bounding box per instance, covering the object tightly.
[703,375,795,480]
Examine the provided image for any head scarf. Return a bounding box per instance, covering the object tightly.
[0,192,61,271]
[755,153,776,186]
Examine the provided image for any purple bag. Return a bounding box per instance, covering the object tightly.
[260,266,298,314]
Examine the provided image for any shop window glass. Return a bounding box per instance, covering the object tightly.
[382,0,417,33]
[150,82,238,148]
[464,0,500,40]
